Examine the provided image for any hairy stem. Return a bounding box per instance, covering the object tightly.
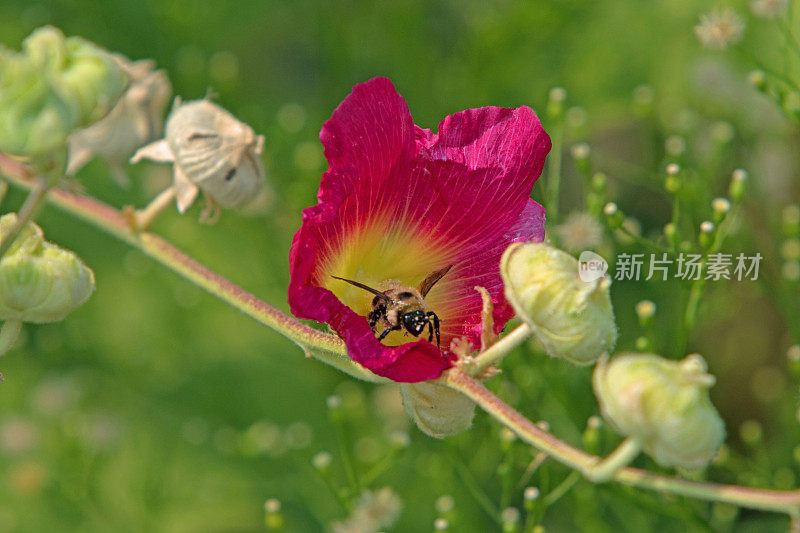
[0,177,50,258]
[467,323,532,376]
[131,185,176,231]
[0,156,385,383]
[581,437,641,482]
[546,121,564,225]
[4,155,800,520]
[442,367,800,516]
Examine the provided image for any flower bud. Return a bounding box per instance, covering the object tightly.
[783,205,800,237]
[699,220,715,249]
[400,381,475,438]
[592,353,725,469]
[603,202,624,229]
[635,300,656,327]
[748,70,767,92]
[729,169,748,202]
[67,55,172,184]
[0,26,126,157]
[0,214,95,323]
[501,242,617,364]
[131,98,265,213]
[546,87,567,120]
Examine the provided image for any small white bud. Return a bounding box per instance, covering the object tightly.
[264,498,281,513]
[700,221,715,234]
[571,142,591,160]
[635,300,656,321]
[524,486,540,501]
[664,135,686,156]
[666,163,680,176]
[311,451,332,471]
[500,507,520,526]
[711,197,731,215]
[548,87,567,103]
[326,395,342,410]
[435,495,455,514]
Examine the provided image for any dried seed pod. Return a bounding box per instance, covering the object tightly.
[131,98,265,214]
[67,54,172,185]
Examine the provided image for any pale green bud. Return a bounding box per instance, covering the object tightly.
[592,353,725,469]
[501,242,617,365]
[0,26,127,157]
[0,214,95,323]
[400,381,475,438]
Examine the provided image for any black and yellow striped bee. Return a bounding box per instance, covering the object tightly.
[332,265,452,348]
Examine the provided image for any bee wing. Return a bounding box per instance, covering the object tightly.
[419,265,453,297]
[331,276,390,302]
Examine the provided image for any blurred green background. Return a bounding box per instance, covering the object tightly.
[1,0,799,531]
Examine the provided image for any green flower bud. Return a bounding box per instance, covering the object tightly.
[501,242,617,364]
[400,381,475,438]
[592,353,725,469]
[547,87,567,120]
[0,26,126,158]
[748,70,767,91]
[603,202,624,230]
[0,214,95,323]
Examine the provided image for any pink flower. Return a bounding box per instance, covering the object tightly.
[289,78,550,383]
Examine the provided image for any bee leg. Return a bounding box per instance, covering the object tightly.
[426,312,440,348]
[367,307,384,333]
[377,324,401,342]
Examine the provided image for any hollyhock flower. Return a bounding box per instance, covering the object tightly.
[289,77,550,383]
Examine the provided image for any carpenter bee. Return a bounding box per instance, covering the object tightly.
[332,265,452,348]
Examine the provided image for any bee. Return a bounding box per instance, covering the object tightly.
[332,265,452,348]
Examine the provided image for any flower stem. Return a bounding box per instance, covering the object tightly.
[5,155,800,520]
[467,323,532,376]
[0,180,8,206]
[546,121,564,225]
[0,177,51,258]
[0,155,386,384]
[129,186,176,231]
[542,470,581,507]
[441,367,800,516]
[0,319,22,356]
[581,437,641,482]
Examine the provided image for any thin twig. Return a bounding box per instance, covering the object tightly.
[4,154,800,519]
[0,177,51,258]
[441,367,800,516]
[0,155,384,384]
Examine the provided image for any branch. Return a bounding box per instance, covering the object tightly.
[0,155,386,384]
[3,154,799,519]
[441,367,800,516]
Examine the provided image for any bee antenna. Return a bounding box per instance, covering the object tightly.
[331,275,391,302]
